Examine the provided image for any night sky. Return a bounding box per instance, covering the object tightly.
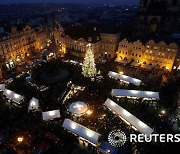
[0,0,140,5]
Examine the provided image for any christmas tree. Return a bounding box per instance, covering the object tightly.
[82,43,97,78]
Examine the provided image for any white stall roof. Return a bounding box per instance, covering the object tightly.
[69,101,88,115]
[5,78,13,83]
[26,76,32,82]
[42,110,60,121]
[62,119,100,145]
[112,89,159,99]
[0,84,5,91]
[28,97,39,111]
[104,98,154,136]
[3,89,23,104]
[108,71,142,86]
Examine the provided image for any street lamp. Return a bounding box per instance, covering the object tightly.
[17,137,23,142]
[161,110,166,114]
[86,110,92,115]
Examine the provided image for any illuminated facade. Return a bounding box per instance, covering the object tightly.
[54,24,120,59]
[116,39,179,71]
[0,26,49,63]
[36,29,49,51]
[60,26,101,58]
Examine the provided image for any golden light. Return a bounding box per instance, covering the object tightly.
[161,110,166,114]
[17,137,23,142]
[119,71,123,75]
[86,110,92,115]
[165,66,169,70]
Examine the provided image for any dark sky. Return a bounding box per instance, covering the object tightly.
[0,0,140,5]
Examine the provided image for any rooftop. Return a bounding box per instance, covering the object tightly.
[63,26,100,43]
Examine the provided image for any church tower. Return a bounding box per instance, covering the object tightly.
[133,0,180,40]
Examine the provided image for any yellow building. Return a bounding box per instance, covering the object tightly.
[0,26,36,63]
[0,26,50,66]
[116,39,179,71]
[36,29,50,51]
[116,39,144,63]
[144,40,178,70]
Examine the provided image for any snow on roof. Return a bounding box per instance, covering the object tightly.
[112,89,159,99]
[42,110,60,121]
[62,119,100,145]
[3,89,23,104]
[104,98,154,136]
[108,71,142,86]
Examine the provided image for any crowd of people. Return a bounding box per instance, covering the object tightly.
[0,58,179,153]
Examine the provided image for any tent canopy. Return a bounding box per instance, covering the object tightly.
[42,110,60,121]
[69,101,88,115]
[108,71,142,86]
[28,97,39,111]
[104,98,154,136]
[62,119,100,145]
[3,89,23,104]
[112,89,159,99]
[0,84,5,91]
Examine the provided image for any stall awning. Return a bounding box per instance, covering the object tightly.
[42,110,60,121]
[112,89,159,99]
[108,71,142,86]
[62,119,100,145]
[0,84,5,91]
[28,97,39,111]
[3,89,23,104]
[104,98,154,136]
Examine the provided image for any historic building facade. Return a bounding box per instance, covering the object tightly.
[100,33,120,59]
[116,39,145,63]
[0,26,49,65]
[133,0,180,40]
[54,24,120,59]
[36,28,50,51]
[116,39,179,71]
[0,26,36,63]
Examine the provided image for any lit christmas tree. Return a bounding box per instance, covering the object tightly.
[82,43,97,78]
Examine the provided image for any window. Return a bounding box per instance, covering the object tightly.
[132,53,134,56]
[136,54,138,57]
[139,55,141,57]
